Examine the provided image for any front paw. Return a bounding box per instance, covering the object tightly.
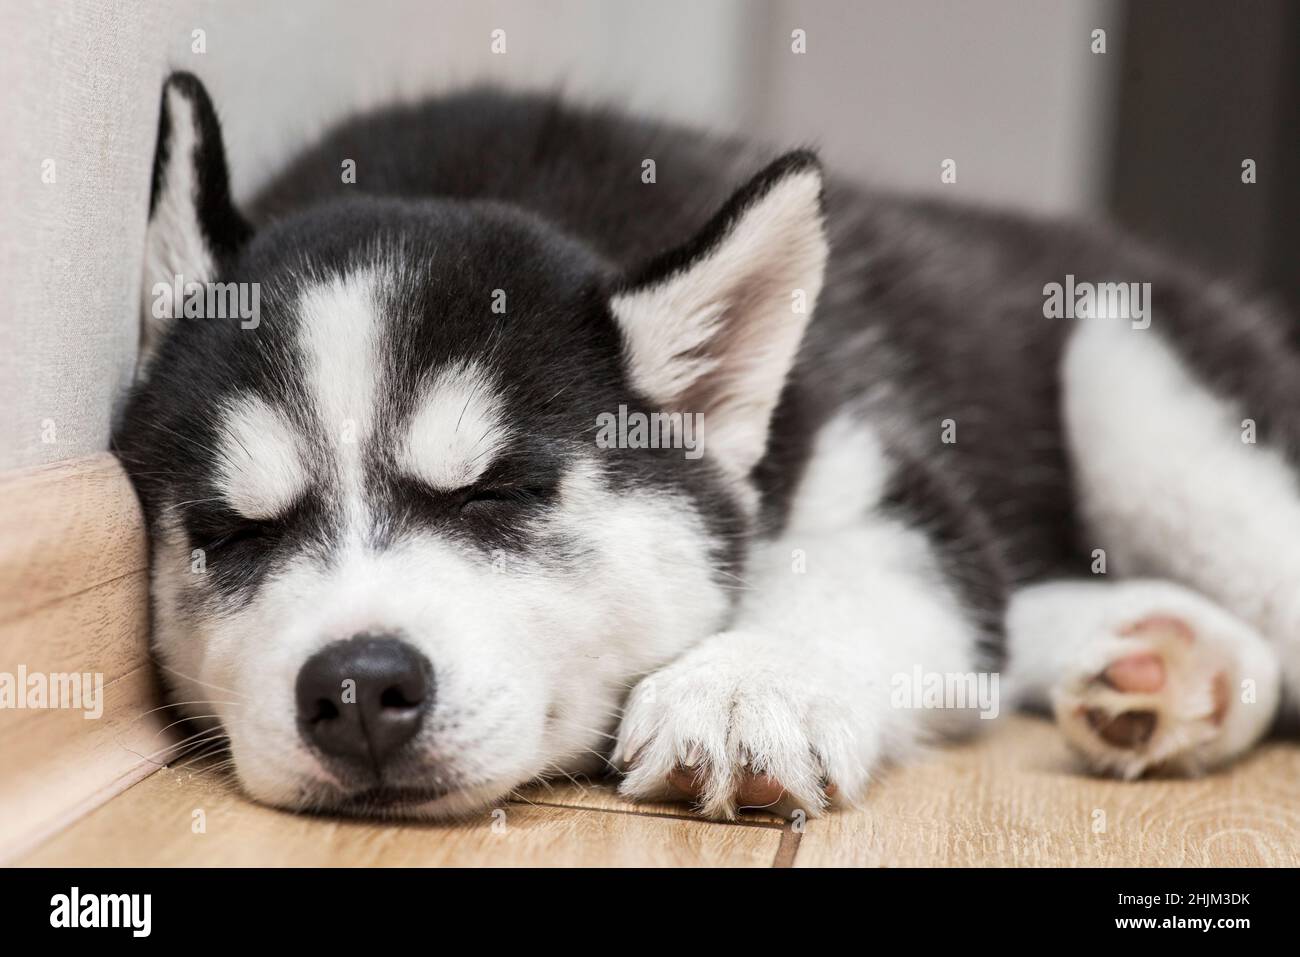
[614,635,870,820]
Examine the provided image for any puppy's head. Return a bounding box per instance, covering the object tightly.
[116,73,828,817]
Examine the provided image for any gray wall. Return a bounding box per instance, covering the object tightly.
[0,0,1118,471]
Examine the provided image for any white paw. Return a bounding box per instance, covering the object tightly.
[614,634,872,820]
[1053,595,1280,778]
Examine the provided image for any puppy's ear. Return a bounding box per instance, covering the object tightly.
[141,72,251,366]
[610,151,828,482]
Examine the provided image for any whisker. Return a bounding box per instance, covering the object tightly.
[152,660,248,699]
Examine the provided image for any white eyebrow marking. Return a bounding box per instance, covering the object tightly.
[401,361,512,490]
[215,395,308,519]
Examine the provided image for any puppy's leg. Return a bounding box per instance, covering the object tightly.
[617,418,997,819]
[1007,579,1281,777]
[1064,316,1300,720]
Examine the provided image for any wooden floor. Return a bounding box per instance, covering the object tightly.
[18,715,1300,867]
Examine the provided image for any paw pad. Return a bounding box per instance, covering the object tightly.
[1102,652,1165,693]
[1056,609,1239,777]
[668,765,789,810]
[1084,707,1157,747]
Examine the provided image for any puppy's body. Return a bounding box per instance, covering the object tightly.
[118,76,1295,819]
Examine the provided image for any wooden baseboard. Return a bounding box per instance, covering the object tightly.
[0,453,172,861]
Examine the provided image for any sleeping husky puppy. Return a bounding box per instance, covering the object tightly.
[115,72,1294,820]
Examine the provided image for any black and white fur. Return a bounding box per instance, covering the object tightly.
[116,72,1294,820]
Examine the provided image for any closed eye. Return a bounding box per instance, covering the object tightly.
[186,497,307,553]
[199,517,279,552]
[459,484,554,510]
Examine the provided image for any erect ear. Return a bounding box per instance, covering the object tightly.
[610,151,828,483]
[141,72,251,366]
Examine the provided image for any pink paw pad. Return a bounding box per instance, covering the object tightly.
[1103,653,1166,693]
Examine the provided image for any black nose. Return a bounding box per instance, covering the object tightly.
[295,635,433,772]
